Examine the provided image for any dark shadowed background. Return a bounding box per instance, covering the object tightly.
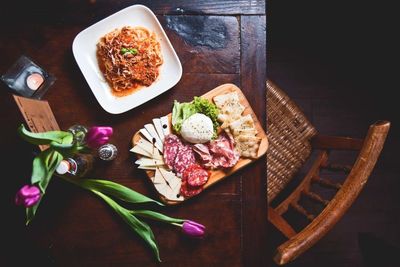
[268,0,400,266]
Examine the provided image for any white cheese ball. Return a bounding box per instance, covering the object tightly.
[181,113,214,144]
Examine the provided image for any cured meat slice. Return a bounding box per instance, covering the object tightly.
[173,144,196,176]
[193,143,213,164]
[184,164,209,187]
[163,134,183,169]
[192,132,240,169]
[180,176,203,198]
[209,132,240,168]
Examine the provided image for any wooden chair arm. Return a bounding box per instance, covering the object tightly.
[274,121,390,265]
[311,134,364,150]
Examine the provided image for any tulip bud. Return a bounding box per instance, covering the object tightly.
[182,220,206,238]
[15,185,41,207]
[85,126,113,148]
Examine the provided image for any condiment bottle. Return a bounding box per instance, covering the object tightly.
[98,143,118,161]
[55,154,94,177]
[67,124,88,146]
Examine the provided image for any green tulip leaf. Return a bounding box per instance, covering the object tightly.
[26,200,40,225]
[131,210,185,224]
[27,151,63,225]
[92,191,161,262]
[61,177,164,207]
[18,124,73,145]
[31,153,48,184]
[38,151,63,193]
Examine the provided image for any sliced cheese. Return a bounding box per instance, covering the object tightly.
[159,168,181,190]
[153,182,184,201]
[130,146,152,157]
[138,165,157,170]
[151,168,183,201]
[151,148,163,160]
[144,123,163,152]
[140,128,162,153]
[160,116,171,136]
[135,158,164,167]
[136,138,162,160]
[152,118,165,143]
[153,168,164,184]
[139,128,153,143]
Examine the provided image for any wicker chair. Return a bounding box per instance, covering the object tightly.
[266,80,390,265]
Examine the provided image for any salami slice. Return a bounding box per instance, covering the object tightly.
[184,164,209,187]
[173,144,195,176]
[180,177,203,198]
[163,134,183,169]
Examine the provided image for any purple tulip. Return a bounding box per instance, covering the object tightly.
[182,220,206,238]
[85,126,113,148]
[15,185,41,207]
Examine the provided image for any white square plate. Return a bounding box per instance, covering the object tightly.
[72,5,182,114]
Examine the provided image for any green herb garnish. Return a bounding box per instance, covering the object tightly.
[120,47,138,55]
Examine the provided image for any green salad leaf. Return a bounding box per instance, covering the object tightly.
[171,97,220,137]
[193,97,220,137]
[172,100,197,133]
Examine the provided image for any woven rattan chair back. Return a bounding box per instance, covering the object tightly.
[266,80,390,265]
[266,80,317,202]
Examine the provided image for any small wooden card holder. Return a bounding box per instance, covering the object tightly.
[13,95,60,150]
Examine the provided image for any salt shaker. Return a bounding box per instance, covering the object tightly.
[98,143,118,161]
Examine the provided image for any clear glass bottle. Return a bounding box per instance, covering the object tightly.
[56,153,94,177]
[98,143,118,161]
[67,124,88,146]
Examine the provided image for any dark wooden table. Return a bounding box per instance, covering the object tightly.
[0,1,266,266]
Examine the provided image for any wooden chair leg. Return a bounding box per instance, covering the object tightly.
[268,206,297,238]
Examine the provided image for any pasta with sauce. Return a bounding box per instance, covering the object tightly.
[97,26,163,96]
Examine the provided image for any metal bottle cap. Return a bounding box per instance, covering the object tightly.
[98,143,117,161]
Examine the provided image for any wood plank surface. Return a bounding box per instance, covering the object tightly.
[0,1,267,266]
[240,15,268,267]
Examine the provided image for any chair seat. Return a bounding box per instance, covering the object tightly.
[266,80,317,202]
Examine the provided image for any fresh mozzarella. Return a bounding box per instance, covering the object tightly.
[152,118,165,143]
[180,113,214,143]
[144,123,163,152]
[160,116,171,136]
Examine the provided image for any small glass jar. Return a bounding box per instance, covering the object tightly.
[1,55,56,99]
[67,124,88,146]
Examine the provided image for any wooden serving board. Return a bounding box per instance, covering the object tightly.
[132,83,268,205]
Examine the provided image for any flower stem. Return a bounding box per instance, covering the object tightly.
[130,210,185,225]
